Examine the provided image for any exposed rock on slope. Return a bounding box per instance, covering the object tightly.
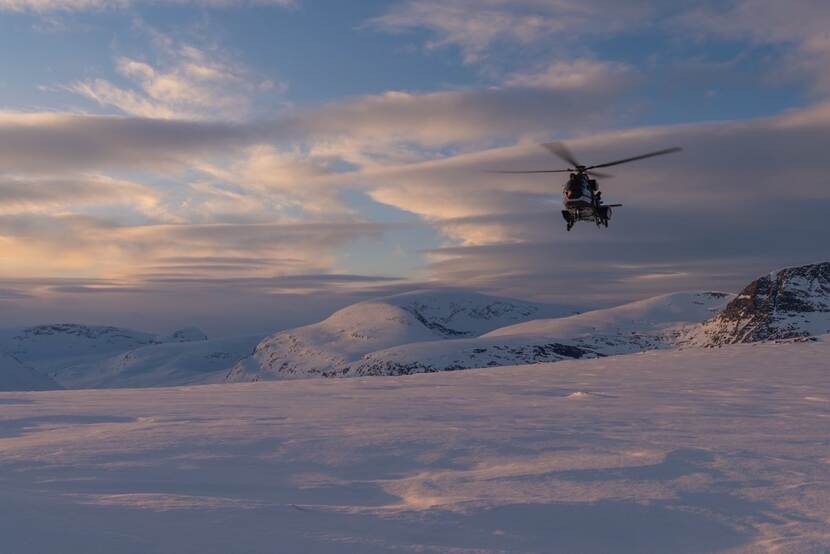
[162,328,209,343]
[688,262,830,346]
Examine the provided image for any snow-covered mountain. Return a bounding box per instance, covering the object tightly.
[687,262,830,346]
[4,262,828,390]
[226,290,575,382]
[344,291,733,377]
[0,323,212,388]
[0,353,61,391]
[54,335,262,389]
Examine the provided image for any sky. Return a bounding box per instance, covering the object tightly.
[0,0,828,336]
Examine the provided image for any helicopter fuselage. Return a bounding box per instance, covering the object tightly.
[560,173,615,231]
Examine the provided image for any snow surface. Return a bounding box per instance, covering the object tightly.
[1,337,828,553]
[228,290,574,381]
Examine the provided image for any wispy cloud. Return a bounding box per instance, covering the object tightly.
[0,213,394,281]
[69,35,281,120]
[0,174,161,215]
[674,0,830,96]
[362,103,830,302]
[370,0,653,63]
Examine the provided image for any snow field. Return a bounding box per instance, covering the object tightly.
[0,337,828,553]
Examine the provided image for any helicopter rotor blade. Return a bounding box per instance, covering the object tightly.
[586,170,613,178]
[586,147,682,170]
[542,142,582,168]
[484,169,573,174]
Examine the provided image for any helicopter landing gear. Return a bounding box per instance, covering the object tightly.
[561,210,574,231]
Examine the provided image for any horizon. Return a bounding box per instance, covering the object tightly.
[1,0,829,336]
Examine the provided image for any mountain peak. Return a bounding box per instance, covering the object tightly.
[690,262,830,346]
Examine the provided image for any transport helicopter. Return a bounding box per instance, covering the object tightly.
[489,142,682,231]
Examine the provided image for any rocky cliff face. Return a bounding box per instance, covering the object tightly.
[690,262,830,346]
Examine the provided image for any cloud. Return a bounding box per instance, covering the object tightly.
[0,111,274,173]
[674,0,830,96]
[370,0,654,63]
[0,67,631,175]
[70,42,280,120]
[504,59,635,92]
[303,82,631,149]
[0,212,394,280]
[0,174,161,215]
[0,0,296,12]
[202,144,354,216]
[348,102,830,303]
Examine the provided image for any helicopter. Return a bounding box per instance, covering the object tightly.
[489,142,682,231]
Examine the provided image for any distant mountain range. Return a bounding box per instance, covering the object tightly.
[2,262,828,391]
[0,324,261,391]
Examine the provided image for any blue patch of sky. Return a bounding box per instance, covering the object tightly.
[591,31,807,127]
[0,13,116,110]
[0,2,811,132]
[135,2,480,104]
[337,190,442,278]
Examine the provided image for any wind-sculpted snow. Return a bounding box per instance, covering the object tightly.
[688,262,830,346]
[227,290,573,381]
[345,292,732,377]
[1,338,828,552]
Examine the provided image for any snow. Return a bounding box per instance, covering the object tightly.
[1,337,828,553]
[345,291,734,376]
[486,291,733,339]
[228,290,574,381]
[0,354,60,391]
[52,335,262,389]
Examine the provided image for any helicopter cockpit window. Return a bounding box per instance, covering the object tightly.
[564,178,584,199]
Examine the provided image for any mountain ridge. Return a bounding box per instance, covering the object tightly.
[226,289,576,382]
[685,262,830,346]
